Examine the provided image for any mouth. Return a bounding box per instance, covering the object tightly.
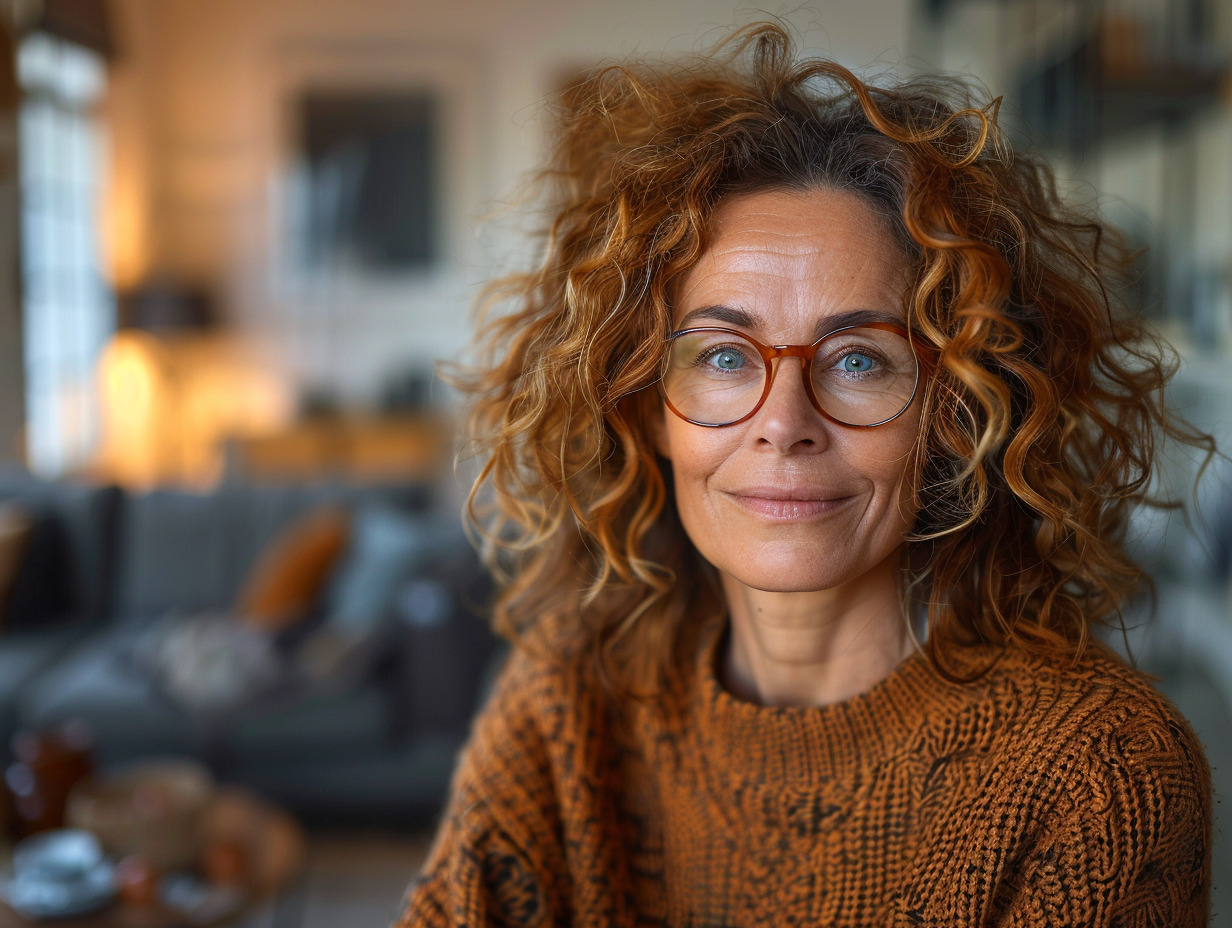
[722,487,856,521]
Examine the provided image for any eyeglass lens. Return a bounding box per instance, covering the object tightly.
[663,326,918,427]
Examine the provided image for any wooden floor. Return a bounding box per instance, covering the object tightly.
[235,832,431,928]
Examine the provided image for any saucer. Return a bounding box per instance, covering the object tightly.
[0,860,116,919]
[2,829,116,919]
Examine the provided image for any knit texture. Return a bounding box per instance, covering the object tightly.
[398,624,1212,927]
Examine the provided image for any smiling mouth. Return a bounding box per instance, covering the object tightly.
[723,489,855,521]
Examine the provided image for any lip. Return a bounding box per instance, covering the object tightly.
[722,486,856,521]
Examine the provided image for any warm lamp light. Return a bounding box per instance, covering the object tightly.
[96,330,293,489]
[97,330,168,488]
[102,335,157,413]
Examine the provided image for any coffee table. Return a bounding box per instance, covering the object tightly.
[0,790,305,928]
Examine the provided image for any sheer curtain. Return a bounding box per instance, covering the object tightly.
[18,30,113,478]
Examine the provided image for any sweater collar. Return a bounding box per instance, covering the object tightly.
[683,619,975,788]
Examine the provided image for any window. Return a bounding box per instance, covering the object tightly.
[18,31,113,478]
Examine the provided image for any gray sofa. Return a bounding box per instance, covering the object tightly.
[0,473,497,826]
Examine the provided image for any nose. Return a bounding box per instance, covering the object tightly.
[751,357,832,453]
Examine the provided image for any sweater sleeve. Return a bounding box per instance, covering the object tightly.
[996,708,1212,928]
[394,651,571,928]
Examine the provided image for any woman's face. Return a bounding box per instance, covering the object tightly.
[655,187,921,595]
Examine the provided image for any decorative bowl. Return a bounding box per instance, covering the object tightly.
[66,758,215,871]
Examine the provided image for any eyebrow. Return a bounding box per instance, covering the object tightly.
[675,305,903,340]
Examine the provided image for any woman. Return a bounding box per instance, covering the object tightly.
[399,24,1212,927]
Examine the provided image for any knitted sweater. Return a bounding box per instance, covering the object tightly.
[398,624,1212,927]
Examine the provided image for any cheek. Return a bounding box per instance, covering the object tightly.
[823,406,919,506]
[864,416,922,520]
[660,414,732,473]
[659,418,731,520]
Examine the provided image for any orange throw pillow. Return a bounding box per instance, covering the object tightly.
[236,507,350,632]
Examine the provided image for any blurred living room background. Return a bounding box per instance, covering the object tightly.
[0,0,1229,924]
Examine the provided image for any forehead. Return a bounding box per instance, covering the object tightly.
[674,187,909,332]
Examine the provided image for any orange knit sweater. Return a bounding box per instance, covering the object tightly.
[398,624,1212,927]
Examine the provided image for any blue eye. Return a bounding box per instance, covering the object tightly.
[706,348,746,371]
[839,352,875,373]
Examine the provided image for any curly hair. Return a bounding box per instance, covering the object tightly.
[458,23,1210,689]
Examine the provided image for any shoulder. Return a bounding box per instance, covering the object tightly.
[473,635,604,738]
[955,645,1213,922]
[446,636,619,815]
[912,641,1210,854]
[962,644,1210,868]
[905,640,1211,812]
[945,642,1210,803]
[978,643,1208,764]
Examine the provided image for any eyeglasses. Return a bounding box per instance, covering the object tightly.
[660,322,922,428]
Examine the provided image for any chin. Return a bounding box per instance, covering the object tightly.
[711,541,906,598]
[739,576,846,594]
[717,553,857,595]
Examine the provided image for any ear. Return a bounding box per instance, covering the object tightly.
[627,386,672,460]
[647,396,672,460]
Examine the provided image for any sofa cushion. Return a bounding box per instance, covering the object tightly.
[325,503,439,630]
[115,486,350,622]
[0,480,122,625]
[2,508,75,630]
[16,629,211,765]
[237,506,350,632]
[127,611,289,713]
[239,503,453,696]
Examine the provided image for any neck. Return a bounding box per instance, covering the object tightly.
[718,547,914,707]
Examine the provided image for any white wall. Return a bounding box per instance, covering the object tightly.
[106,0,916,407]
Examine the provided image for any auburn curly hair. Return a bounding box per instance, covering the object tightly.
[458,23,1209,689]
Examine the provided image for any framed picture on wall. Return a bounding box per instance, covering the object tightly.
[297,89,440,271]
